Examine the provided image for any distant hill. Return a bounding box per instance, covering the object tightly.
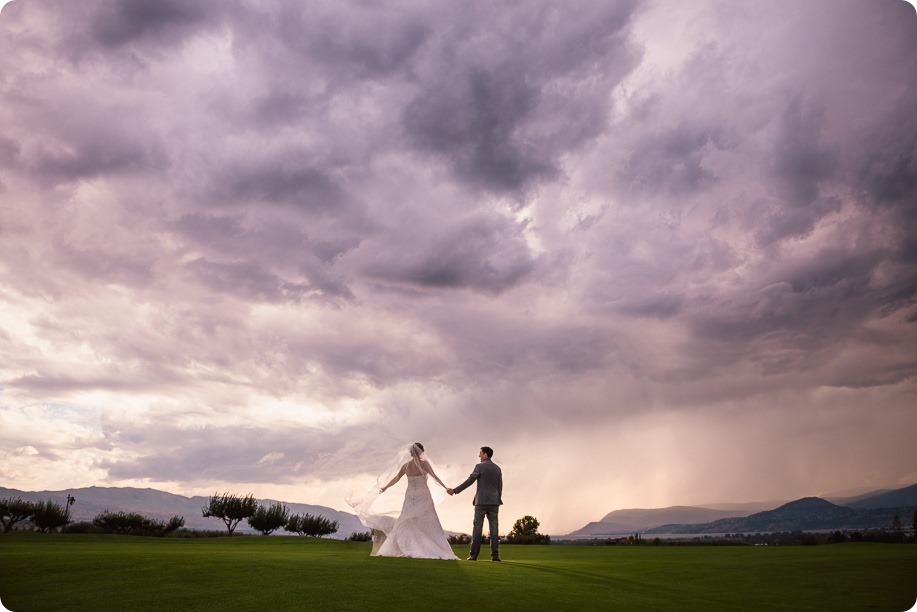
[564,484,917,537]
[843,484,917,510]
[598,506,750,526]
[568,506,753,536]
[826,490,894,506]
[644,495,917,535]
[691,500,790,513]
[0,486,366,538]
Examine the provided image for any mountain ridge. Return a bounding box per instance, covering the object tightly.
[842,484,917,509]
[644,493,917,535]
[565,484,917,536]
[569,505,756,536]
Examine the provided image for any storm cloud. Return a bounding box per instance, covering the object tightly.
[1,0,915,534]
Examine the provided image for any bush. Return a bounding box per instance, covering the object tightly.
[448,533,504,544]
[168,528,233,538]
[284,513,339,537]
[63,521,105,534]
[505,532,551,544]
[92,511,185,537]
[347,531,373,542]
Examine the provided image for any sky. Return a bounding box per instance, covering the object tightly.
[0,0,915,536]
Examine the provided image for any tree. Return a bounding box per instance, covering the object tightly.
[201,493,257,535]
[247,502,290,536]
[284,513,339,537]
[32,500,71,533]
[0,497,37,533]
[505,515,550,545]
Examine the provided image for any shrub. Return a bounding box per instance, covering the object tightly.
[284,513,339,537]
[63,521,105,534]
[347,531,373,542]
[168,528,233,538]
[92,511,184,537]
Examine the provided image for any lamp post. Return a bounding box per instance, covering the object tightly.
[65,494,75,525]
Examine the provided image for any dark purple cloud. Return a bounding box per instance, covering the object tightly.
[403,1,641,194]
[360,211,538,293]
[88,0,211,49]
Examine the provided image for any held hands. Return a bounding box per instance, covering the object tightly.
[446,488,454,496]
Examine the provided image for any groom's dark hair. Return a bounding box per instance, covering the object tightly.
[481,446,493,458]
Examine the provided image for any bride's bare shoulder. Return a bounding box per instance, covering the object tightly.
[404,461,423,475]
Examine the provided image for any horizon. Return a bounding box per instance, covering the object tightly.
[1,0,916,537]
[3,481,914,536]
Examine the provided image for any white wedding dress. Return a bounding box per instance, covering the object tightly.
[374,475,458,560]
[347,443,458,561]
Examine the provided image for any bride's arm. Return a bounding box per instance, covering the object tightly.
[380,465,406,492]
[421,461,447,489]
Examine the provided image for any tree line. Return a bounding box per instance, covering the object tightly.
[202,493,339,537]
[0,493,339,538]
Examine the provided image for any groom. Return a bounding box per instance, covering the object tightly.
[447,446,503,561]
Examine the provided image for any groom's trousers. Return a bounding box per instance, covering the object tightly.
[470,504,500,559]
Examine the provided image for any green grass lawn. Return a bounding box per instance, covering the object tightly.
[1,534,915,611]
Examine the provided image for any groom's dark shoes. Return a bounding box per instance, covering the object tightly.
[466,556,477,561]
[492,557,502,562]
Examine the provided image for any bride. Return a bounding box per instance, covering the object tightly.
[347,443,458,560]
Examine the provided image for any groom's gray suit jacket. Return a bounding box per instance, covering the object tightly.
[453,458,503,506]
